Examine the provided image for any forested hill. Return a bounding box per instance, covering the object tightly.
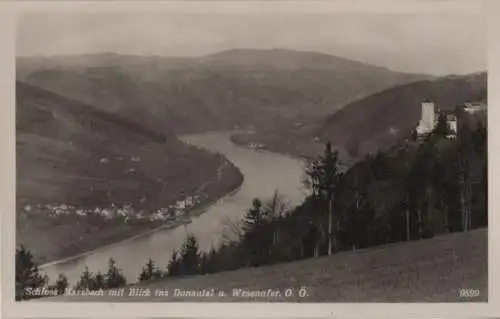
[228,72,485,165]
[18,49,431,134]
[317,72,487,158]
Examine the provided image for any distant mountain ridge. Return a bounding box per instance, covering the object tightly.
[201,48,394,71]
[18,49,418,75]
[18,49,432,134]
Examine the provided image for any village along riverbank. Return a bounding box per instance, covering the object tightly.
[37,131,307,285]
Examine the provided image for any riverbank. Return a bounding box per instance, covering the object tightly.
[40,166,243,269]
[230,130,321,161]
[230,130,359,169]
[229,132,355,172]
[19,156,244,266]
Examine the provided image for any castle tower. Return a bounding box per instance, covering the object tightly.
[416,100,437,136]
[421,101,435,131]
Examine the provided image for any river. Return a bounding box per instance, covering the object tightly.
[39,131,308,285]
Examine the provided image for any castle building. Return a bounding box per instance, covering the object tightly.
[446,114,458,137]
[416,101,438,136]
[415,100,457,139]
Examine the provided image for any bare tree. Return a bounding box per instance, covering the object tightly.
[263,190,289,246]
[220,215,244,244]
[264,190,288,219]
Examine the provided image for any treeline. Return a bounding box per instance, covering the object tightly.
[15,234,207,299]
[72,259,127,291]
[16,112,487,294]
[15,245,127,300]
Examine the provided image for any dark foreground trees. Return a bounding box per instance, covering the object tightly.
[305,142,343,256]
[15,246,70,299]
[15,245,47,300]
[55,274,68,295]
[75,258,127,290]
[139,258,163,282]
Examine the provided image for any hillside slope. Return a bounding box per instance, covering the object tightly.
[318,72,487,158]
[18,49,431,134]
[45,228,487,302]
[16,81,243,263]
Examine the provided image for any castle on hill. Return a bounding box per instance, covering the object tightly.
[415,99,487,140]
[415,100,457,139]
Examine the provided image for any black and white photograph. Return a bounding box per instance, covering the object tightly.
[2,0,496,317]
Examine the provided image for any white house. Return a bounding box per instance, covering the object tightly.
[185,196,194,207]
[463,102,487,114]
[76,209,86,216]
[176,200,186,210]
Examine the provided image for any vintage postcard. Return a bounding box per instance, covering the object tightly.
[1,0,498,318]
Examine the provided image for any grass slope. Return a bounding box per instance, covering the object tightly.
[16,81,243,263]
[44,228,487,302]
[19,49,430,134]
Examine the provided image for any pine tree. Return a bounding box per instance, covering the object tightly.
[180,235,201,275]
[55,273,68,295]
[458,124,474,231]
[431,149,452,234]
[241,198,272,266]
[342,186,376,249]
[305,142,341,255]
[167,250,181,277]
[371,151,391,180]
[199,252,210,275]
[242,198,266,234]
[94,271,105,289]
[433,112,452,138]
[15,245,47,300]
[205,247,218,273]
[470,120,487,228]
[75,266,95,290]
[104,258,126,288]
[139,258,161,281]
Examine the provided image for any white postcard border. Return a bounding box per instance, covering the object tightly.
[1,0,498,318]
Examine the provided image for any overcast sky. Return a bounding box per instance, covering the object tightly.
[16,13,487,75]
